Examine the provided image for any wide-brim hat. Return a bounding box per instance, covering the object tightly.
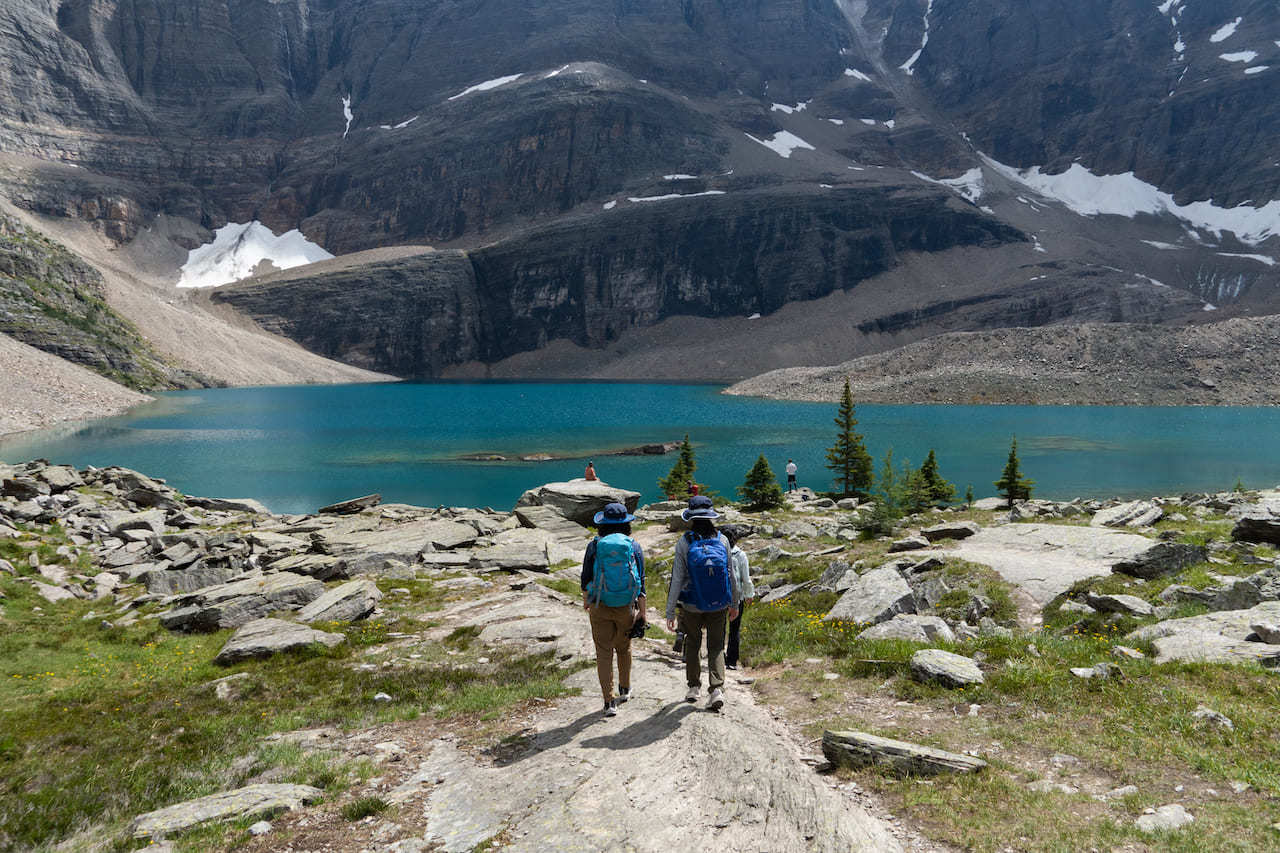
[593,501,636,525]
[681,495,720,521]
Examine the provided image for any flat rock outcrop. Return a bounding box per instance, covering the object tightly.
[214,618,345,664]
[130,783,322,839]
[823,730,987,777]
[910,649,984,688]
[823,566,915,626]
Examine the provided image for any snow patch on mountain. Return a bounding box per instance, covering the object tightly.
[663,174,697,180]
[1210,18,1242,43]
[771,101,810,114]
[1142,240,1184,250]
[177,222,334,289]
[1218,252,1276,266]
[627,191,726,203]
[984,156,1280,247]
[1220,51,1258,63]
[341,96,353,138]
[744,131,815,158]
[912,168,985,203]
[901,0,934,74]
[448,73,523,101]
[844,68,872,82]
[1245,66,1269,75]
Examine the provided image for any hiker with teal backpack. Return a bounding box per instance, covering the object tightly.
[582,502,646,717]
[665,496,740,711]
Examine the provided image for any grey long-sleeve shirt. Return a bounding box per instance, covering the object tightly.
[665,531,741,620]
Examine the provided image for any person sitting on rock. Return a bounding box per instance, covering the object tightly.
[584,461,598,481]
[665,496,740,711]
[721,525,755,671]
[582,501,646,717]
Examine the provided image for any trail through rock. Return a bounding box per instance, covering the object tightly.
[388,589,902,852]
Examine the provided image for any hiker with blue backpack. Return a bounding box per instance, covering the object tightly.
[664,495,740,711]
[581,502,647,717]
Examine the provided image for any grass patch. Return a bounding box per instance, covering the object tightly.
[0,576,574,851]
[340,795,389,822]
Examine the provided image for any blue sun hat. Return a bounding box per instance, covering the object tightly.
[593,501,636,525]
[681,494,720,522]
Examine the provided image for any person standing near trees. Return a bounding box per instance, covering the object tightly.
[785,459,798,493]
[582,502,645,717]
[665,496,740,710]
[721,525,755,670]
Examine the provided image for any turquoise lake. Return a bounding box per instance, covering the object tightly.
[3,382,1279,514]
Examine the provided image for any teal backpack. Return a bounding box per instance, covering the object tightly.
[588,533,641,606]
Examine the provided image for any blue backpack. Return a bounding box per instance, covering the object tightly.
[588,533,641,606]
[681,532,732,611]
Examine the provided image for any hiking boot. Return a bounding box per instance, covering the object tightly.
[707,687,724,711]
[603,699,617,717]
[725,663,738,671]
[684,685,699,703]
[617,687,631,704]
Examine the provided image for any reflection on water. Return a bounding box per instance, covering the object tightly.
[3,383,1279,515]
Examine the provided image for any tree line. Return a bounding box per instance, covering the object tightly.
[661,378,1034,521]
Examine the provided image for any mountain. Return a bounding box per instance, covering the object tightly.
[1,0,1277,383]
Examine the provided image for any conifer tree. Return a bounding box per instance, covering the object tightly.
[824,378,873,497]
[965,484,974,508]
[916,449,956,507]
[659,434,697,497]
[994,437,1035,509]
[739,455,784,510]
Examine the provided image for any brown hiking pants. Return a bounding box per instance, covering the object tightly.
[588,603,635,702]
[679,607,729,691]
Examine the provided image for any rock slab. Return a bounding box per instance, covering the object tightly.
[822,730,987,777]
[297,579,383,623]
[514,479,641,526]
[910,649,984,687]
[130,783,322,839]
[214,618,345,664]
[823,567,914,626]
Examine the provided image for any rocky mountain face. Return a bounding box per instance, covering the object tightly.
[1,0,1277,380]
[0,213,206,390]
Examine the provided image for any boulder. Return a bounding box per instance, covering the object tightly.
[513,479,640,527]
[319,494,382,515]
[776,520,819,539]
[1085,592,1155,617]
[297,580,383,622]
[33,581,76,604]
[1135,804,1194,833]
[856,614,955,644]
[1128,601,1280,644]
[36,465,83,493]
[130,783,323,839]
[1232,515,1280,545]
[758,581,810,604]
[185,496,272,515]
[469,543,551,573]
[1161,575,1264,612]
[163,574,326,631]
[1150,632,1280,666]
[214,618,344,664]
[822,730,986,776]
[888,536,930,553]
[1111,542,1207,580]
[823,567,914,625]
[140,564,237,596]
[106,510,166,538]
[514,505,590,539]
[909,649,984,687]
[1251,622,1280,644]
[2,477,50,500]
[123,487,184,511]
[1091,500,1163,528]
[267,553,346,580]
[920,521,980,542]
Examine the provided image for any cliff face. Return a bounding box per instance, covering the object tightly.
[0,214,205,390]
[213,187,1026,376]
[1,0,1277,382]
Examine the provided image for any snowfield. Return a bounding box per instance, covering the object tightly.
[448,73,523,101]
[744,131,815,159]
[984,156,1280,247]
[177,222,334,289]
